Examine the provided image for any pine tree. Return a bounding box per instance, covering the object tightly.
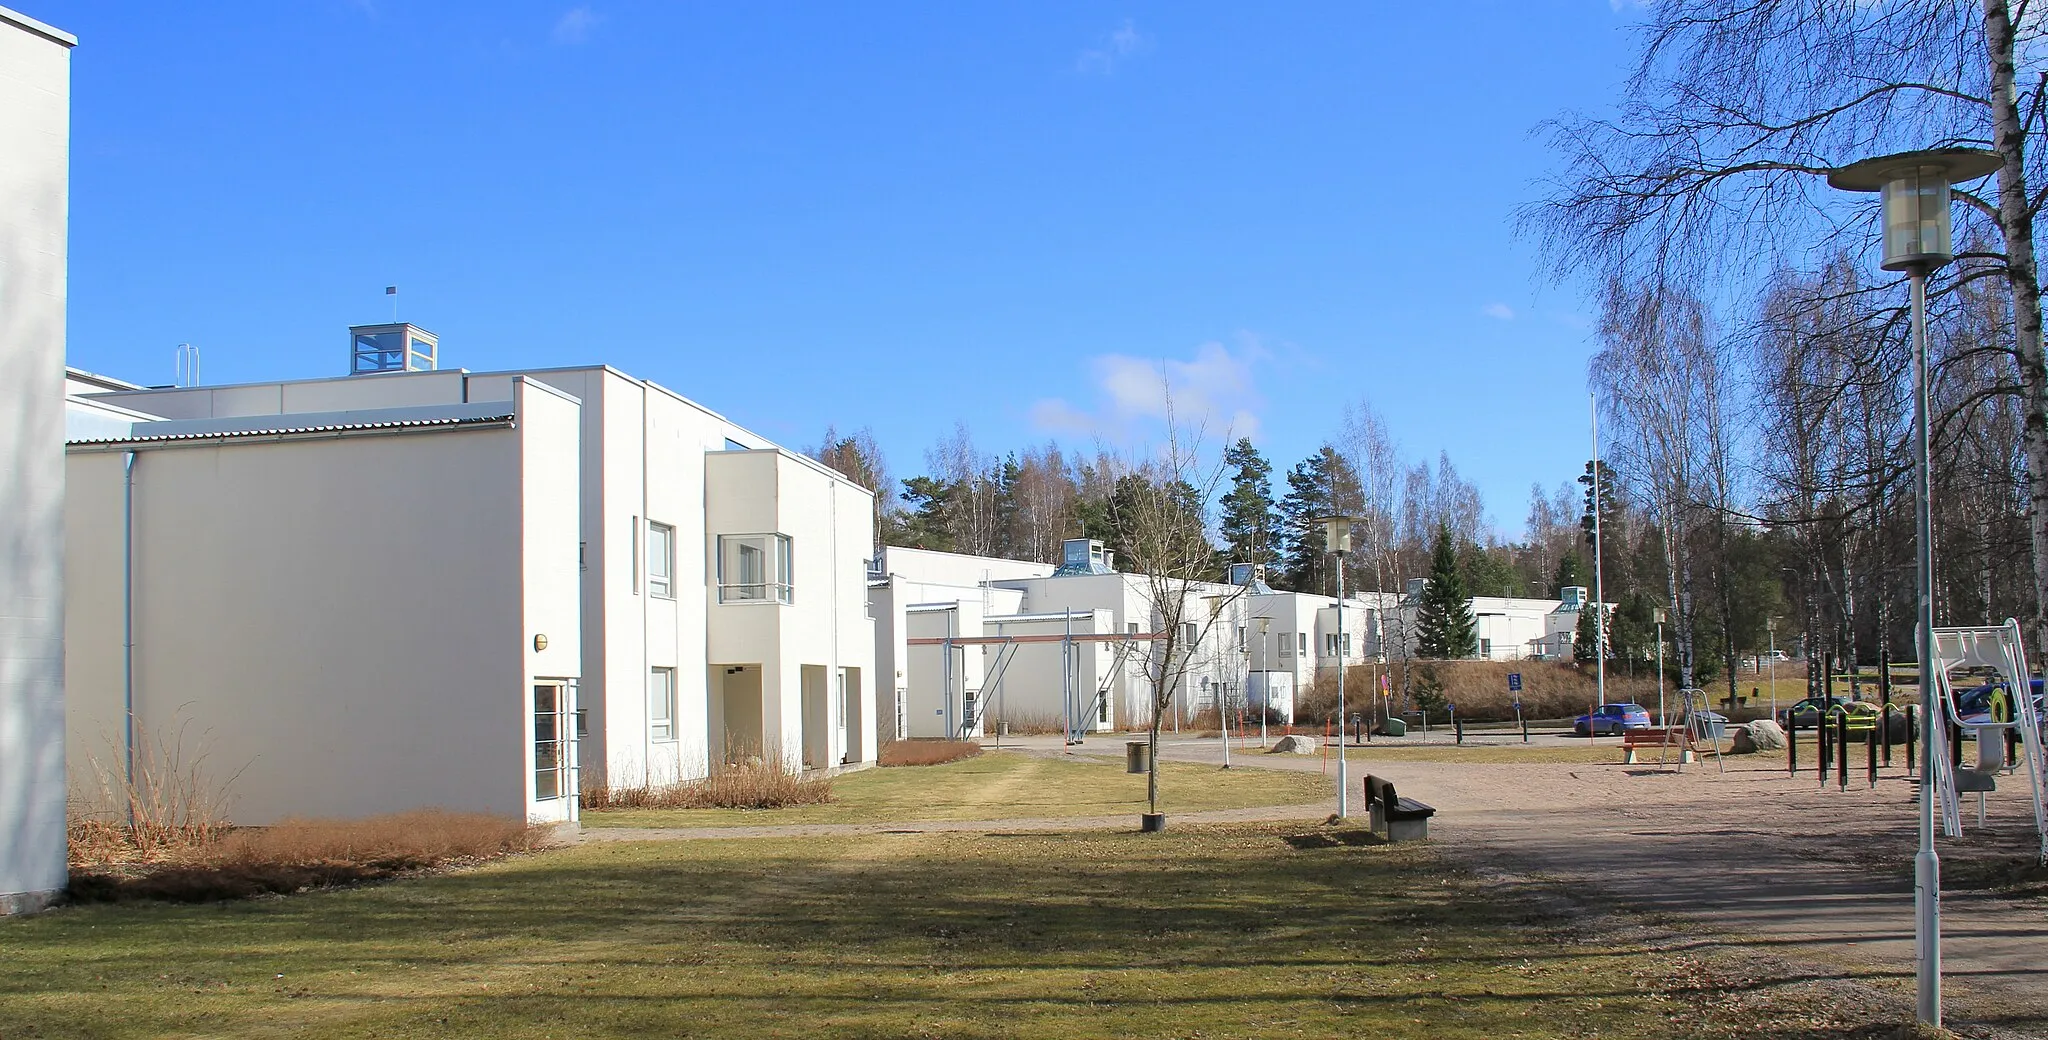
[1413,524,1478,658]
[1552,552,1585,594]
[1574,598,1605,662]
[1275,446,1362,593]
[1218,438,1280,572]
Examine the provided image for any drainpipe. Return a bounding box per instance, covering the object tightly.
[122,450,137,827]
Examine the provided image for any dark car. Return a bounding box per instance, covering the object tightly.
[1777,695,1849,731]
[1573,703,1652,736]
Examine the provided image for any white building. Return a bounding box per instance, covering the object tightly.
[66,381,586,826]
[873,541,1286,735]
[872,548,1592,734]
[64,328,877,825]
[0,3,73,915]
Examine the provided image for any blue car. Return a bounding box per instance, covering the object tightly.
[1573,702,1653,736]
[1955,677,2045,727]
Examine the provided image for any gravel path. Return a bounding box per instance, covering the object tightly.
[1060,733,2048,1035]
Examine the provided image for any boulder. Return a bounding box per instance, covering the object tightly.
[1740,719,1787,752]
[1268,734,1318,754]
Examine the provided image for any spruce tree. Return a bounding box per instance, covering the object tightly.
[1218,438,1281,573]
[1413,524,1478,658]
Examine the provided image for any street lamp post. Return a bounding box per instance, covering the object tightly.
[1768,618,1778,722]
[1654,609,1668,727]
[1829,145,2001,1029]
[1317,514,1360,819]
[1257,616,1272,747]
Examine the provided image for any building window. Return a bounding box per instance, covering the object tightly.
[647,520,675,598]
[1279,634,1293,658]
[1298,632,1308,654]
[649,667,676,742]
[1183,622,1197,645]
[1343,633,1352,655]
[718,533,793,603]
[1480,638,1493,658]
[534,682,566,801]
[1325,634,1338,657]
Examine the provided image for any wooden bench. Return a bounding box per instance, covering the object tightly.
[1620,727,1694,764]
[1363,774,1435,842]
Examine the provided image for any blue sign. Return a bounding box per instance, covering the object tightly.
[1507,672,1523,692]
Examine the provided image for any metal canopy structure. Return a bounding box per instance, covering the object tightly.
[908,630,1171,742]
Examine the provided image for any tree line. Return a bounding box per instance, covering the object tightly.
[1523,0,2048,707]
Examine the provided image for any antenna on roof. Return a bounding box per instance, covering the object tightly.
[174,342,201,387]
[385,285,399,322]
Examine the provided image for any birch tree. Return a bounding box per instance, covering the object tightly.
[1529,0,2048,652]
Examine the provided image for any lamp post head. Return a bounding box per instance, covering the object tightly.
[1315,514,1359,556]
[1827,147,2000,272]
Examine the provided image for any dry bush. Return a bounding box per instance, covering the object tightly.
[1295,660,1668,724]
[69,810,546,904]
[984,711,1067,736]
[585,757,835,810]
[878,739,982,767]
[71,710,242,865]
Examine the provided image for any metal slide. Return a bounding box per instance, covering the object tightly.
[1927,620,2048,863]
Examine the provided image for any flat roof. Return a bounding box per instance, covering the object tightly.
[69,403,516,446]
[0,5,76,46]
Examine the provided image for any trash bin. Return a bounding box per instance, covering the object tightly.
[1126,740,1152,774]
[1379,717,1407,737]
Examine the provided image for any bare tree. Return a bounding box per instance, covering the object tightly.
[1104,395,1246,827]
[1528,0,2048,652]
[813,425,890,550]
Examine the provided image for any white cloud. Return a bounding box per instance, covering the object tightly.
[552,6,599,45]
[1482,302,1516,321]
[1030,339,1267,444]
[1077,19,1149,75]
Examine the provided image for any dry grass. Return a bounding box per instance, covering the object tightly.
[583,758,835,810]
[68,810,545,903]
[877,738,983,767]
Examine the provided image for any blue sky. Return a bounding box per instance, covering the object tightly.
[39,2,1638,537]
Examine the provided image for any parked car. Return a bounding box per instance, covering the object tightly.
[1573,703,1652,736]
[1777,695,1849,730]
[1955,678,2046,728]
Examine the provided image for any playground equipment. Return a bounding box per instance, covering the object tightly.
[1925,620,2047,864]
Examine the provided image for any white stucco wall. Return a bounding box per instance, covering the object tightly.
[65,388,581,825]
[0,6,73,914]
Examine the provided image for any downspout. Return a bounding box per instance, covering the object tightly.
[122,450,137,828]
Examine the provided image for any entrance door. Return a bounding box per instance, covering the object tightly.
[534,681,571,813]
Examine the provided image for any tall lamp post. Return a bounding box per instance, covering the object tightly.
[1828,145,2001,1029]
[1257,616,1272,747]
[1316,514,1360,818]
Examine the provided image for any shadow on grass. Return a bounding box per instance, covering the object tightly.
[7,822,2002,1038]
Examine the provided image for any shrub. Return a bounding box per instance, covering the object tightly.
[878,739,982,767]
[68,810,547,903]
[584,757,835,810]
[1294,659,1674,724]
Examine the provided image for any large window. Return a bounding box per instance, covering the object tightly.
[534,683,566,801]
[647,521,675,599]
[649,668,676,742]
[718,533,793,603]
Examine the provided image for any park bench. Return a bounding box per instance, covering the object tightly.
[1620,727,1695,764]
[1363,774,1435,842]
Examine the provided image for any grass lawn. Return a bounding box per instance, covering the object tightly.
[590,750,1331,829]
[0,823,1840,1039]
